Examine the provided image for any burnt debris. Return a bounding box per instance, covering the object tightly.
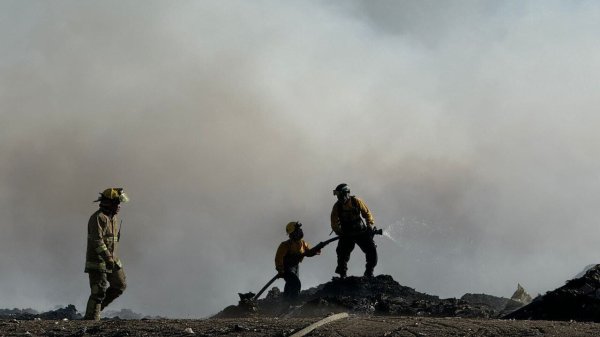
[0,305,81,320]
[505,264,600,322]
[214,274,525,318]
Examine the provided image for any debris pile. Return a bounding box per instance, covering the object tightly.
[510,283,533,305]
[506,264,600,322]
[574,264,597,279]
[461,293,522,316]
[215,274,523,318]
[0,305,81,320]
[102,308,164,320]
[0,308,38,320]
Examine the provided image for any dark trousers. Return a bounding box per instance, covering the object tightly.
[283,265,301,299]
[335,233,378,274]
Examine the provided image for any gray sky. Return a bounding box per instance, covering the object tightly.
[2,0,600,317]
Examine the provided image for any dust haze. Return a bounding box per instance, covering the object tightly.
[2,0,600,317]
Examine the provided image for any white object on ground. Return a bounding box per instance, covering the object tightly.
[290,312,349,337]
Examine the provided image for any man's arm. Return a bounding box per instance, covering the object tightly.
[88,214,113,263]
[303,241,321,257]
[356,198,375,227]
[274,243,287,274]
[330,205,342,234]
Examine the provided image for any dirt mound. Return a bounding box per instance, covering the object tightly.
[214,274,511,318]
[505,264,600,322]
[315,275,438,302]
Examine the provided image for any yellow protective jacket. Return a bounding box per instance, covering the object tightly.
[330,196,374,234]
[275,239,313,273]
[85,210,123,273]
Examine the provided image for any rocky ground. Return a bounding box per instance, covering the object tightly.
[4,316,600,337]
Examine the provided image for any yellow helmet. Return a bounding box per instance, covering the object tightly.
[96,188,129,203]
[285,221,301,234]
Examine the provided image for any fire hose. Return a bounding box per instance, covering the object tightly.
[252,227,383,301]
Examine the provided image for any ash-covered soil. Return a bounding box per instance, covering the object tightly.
[3,316,600,337]
[9,268,600,336]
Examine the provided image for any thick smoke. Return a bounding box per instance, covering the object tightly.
[2,0,600,317]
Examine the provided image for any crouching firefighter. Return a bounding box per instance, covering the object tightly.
[83,188,130,320]
[331,183,378,278]
[275,222,321,300]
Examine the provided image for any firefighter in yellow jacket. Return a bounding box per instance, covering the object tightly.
[331,183,377,278]
[83,188,129,320]
[275,222,320,300]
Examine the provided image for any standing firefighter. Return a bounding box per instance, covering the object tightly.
[275,222,320,300]
[331,183,377,278]
[83,188,130,320]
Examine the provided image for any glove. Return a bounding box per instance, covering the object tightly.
[105,256,115,270]
[305,248,321,257]
[370,225,382,236]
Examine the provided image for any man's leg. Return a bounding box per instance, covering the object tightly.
[283,265,301,300]
[356,234,378,277]
[84,272,108,320]
[101,268,127,310]
[335,237,355,277]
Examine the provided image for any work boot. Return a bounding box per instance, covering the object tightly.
[335,266,347,279]
[83,299,101,321]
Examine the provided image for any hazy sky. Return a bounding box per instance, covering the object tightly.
[2,0,600,317]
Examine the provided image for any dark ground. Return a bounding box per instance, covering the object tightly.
[3,316,600,337]
[5,268,600,336]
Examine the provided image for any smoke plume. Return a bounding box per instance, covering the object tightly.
[2,0,600,317]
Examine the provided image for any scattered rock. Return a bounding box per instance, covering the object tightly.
[233,324,249,331]
[184,327,195,334]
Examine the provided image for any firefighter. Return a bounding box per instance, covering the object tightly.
[275,222,320,300]
[83,188,129,320]
[331,183,377,278]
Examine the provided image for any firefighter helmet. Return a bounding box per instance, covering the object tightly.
[333,183,350,196]
[285,221,302,234]
[95,188,129,203]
